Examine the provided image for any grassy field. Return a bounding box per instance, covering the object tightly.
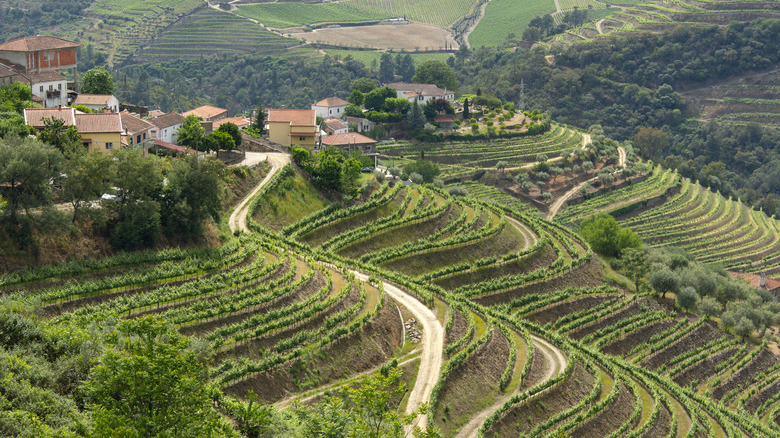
[469,0,557,47]
[131,8,311,62]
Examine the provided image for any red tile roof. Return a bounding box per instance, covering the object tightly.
[728,271,780,291]
[321,133,376,146]
[268,109,316,126]
[434,115,455,123]
[182,105,228,120]
[0,36,82,52]
[149,112,186,129]
[21,71,65,84]
[73,94,115,106]
[75,113,122,133]
[23,107,75,128]
[153,139,197,155]
[387,82,450,96]
[324,119,347,130]
[313,97,349,107]
[213,116,250,129]
[120,111,154,135]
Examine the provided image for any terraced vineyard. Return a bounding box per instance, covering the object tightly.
[378,124,587,180]
[556,166,780,276]
[1,235,401,405]
[8,155,780,436]
[131,8,313,63]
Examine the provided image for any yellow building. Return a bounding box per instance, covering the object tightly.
[267,109,317,149]
[75,113,122,153]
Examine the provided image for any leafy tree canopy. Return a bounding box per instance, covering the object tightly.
[412,60,458,91]
[81,67,115,95]
[578,213,641,257]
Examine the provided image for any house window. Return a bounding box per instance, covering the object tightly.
[58,83,62,90]
[299,136,306,141]
[49,85,53,91]
[39,86,43,92]
[44,53,54,62]
[105,143,112,150]
[137,134,141,143]
[142,133,146,140]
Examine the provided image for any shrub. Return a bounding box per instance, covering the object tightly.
[409,172,424,184]
[578,213,642,258]
[676,286,699,311]
[448,186,467,196]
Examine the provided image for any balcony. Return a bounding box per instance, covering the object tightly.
[46,90,61,99]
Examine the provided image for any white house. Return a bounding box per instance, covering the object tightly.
[21,70,67,108]
[312,97,349,119]
[343,116,376,134]
[72,94,120,112]
[149,112,186,145]
[385,82,455,104]
[323,118,348,135]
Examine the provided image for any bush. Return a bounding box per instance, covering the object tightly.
[448,186,467,196]
[676,286,699,311]
[578,213,642,257]
[408,172,424,184]
[401,159,440,183]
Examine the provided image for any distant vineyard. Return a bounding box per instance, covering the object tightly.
[468,0,557,47]
[236,0,480,28]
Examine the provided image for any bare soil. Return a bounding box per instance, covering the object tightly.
[292,23,458,51]
[473,258,603,307]
[222,295,404,403]
[433,243,552,291]
[673,346,739,389]
[641,322,723,370]
[524,295,621,326]
[445,308,469,349]
[571,381,636,438]
[711,348,779,400]
[602,319,676,357]
[434,327,510,437]
[485,361,595,437]
[640,400,671,438]
[568,298,664,341]
[744,374,780,413]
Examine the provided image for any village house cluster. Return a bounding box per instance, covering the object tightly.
[1,34,455,157]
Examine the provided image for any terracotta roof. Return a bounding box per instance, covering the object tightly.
[728,271,780,291]
[23,107,76,128]
[0,58,24,72]
[268,109,316,126]
[344,116,368,124]
[213,116,250,129]
[324,119,347,130]
[313,97,349,107]
[21,70,66,84]
[434,115,455,123]
[73,94,115,106]
[0,64,17,77]
[386,82,449,96]
[182,105,227,120]
[120,111,154,135]
[149,112,186,129]
[75,113,122,133]
[148,109,165,118]
[0,36,82,52]
[153,139,197,155]
[321,133,376,146]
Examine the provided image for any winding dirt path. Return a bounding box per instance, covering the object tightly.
[454,334,568,437]
[228,152,290,233]
[463,0,490,48]
[507,215,539,251]
[353,272,444,433]
[227,156,444,433]
[618,146,626,167]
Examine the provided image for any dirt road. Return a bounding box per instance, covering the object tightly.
[454,334,568,437]
[353,272,444,433]
[228,152,290,233]
[506,215,539,251]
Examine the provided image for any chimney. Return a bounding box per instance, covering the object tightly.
[761,271,767,288]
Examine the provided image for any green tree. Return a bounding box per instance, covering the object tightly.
[649,267,680,299]
[161,156,224,238]
[349,89,365,106]
[0,136,62,218]
[351,77,378,93]
[37,116,81,154]
[379,53,395,84]
[676,286,699,312]
[522,26,543,42]
[577,213,642,257]
[63,151,115,222]
[364,87,397,112]
[620,247,648,290]
[217,122,242,148]
[734,316,756,340]
[699,296,722,320]
[412,60,458,90]
[344,104,365,118]
[408,100,426,132]
[80,67,115,95]
[462,98,470,120]
[0,82,34,113]
[108,150,162,250]
[83,316,225,438]
[402,159,440,183]
[177,115,206,151]
[208,130,236,152]
[251,101,266,135]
